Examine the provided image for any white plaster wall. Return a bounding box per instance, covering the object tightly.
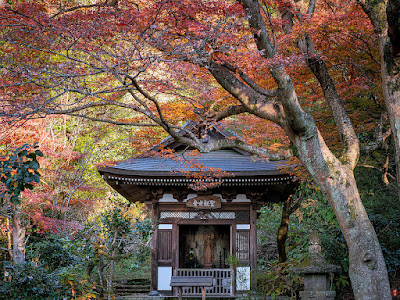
[232,194,251,202]
[158,224,173,230]
[236,224,251,230]
[157,266,172,290]
[183,194,197,202]
[158,194,178,203]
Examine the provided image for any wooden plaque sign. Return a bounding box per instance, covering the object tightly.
[186,195,222,210]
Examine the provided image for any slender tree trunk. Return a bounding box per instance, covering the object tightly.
[98,257,106,295]
[6,217,13,260]
[12,210,26,264]
[277,198,290,263]
[277,200,290,263]
[294,133,391,300]
[106,259,115,300]
[277,195,302,263]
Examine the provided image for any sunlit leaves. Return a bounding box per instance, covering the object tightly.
[0,143,42,204]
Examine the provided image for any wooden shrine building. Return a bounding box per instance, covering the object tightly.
[98,124,297,297]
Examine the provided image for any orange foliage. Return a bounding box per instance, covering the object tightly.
[0,118,96,232]
[0,0,384,176]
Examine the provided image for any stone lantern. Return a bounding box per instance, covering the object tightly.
[293,233,341,300]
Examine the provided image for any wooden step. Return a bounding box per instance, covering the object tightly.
[114,278,151,295]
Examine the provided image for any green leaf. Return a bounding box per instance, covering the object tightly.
[25,184,34,190]
[10,195,19,203]
[26,153,36,159]
[5,178,12,186]
[29,161,40,170]
[271,291,276,300]
[32,174,40,182]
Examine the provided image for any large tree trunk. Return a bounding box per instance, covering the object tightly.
[12,211,26,264]
[190,0,392,297]
[294,133,391,300]
[209,55,392,299]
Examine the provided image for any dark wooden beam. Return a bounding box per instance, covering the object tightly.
[151,201,159,291]
[250,203,257,290]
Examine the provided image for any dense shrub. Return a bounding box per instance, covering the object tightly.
[257,260,303,299]
[27,233,78,272]
[0,262,71,300]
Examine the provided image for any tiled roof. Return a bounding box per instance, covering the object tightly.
[103,150,288,176]
[98,123,294,178]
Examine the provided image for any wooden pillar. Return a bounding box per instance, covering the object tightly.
[231,223,236,259]
[172,223,179,296]
[172,223,179,270]
[250,203,257,290]
[151,200,159,291]
[230,223,237,296]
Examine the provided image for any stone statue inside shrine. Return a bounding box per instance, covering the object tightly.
[204,230,215,268]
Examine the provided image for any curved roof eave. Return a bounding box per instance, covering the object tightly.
[97,166,288,178]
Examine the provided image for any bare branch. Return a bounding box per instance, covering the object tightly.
[60,113,159,127]
[215,105,247,121]
[298,34,359,168]
[221,61,277,97]
[211,138,292,160]
[130,79,170,128]
[355,0,386,34]
[165,127,291,160]
[207,61,281,123]
[239,0,277,58]
[307,0,317,15]
[51,1,121,19]
[0,212,12,219]
[259,0,277,49]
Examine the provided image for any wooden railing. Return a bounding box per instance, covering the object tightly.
[175,268,233,296]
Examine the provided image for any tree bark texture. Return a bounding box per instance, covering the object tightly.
[12,211,26,264]
[277,198,290,263]
[6,217,13,260]
[293,131,391,300]
[277,195,301,263]
[294,31,390,298]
